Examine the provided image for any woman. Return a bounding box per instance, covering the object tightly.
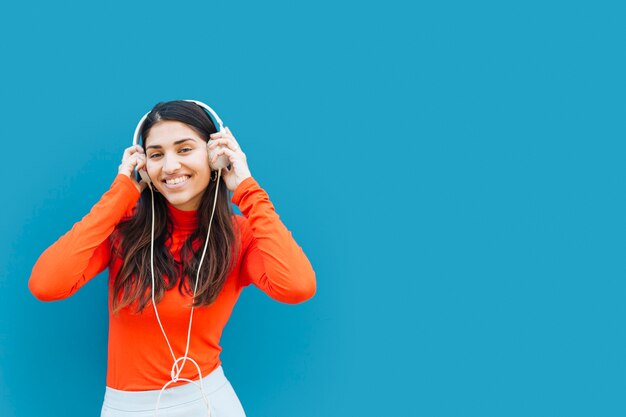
[28,100,317,416]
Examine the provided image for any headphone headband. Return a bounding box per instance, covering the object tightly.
[132,99,225,146]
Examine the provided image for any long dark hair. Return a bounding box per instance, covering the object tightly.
[111,100,239,315]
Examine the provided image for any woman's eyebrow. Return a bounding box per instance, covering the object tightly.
[146,138,197,150]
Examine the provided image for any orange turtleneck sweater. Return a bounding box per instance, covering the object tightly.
[28,174,316,391]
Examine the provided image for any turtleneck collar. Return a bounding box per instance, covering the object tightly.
[166,201,198,233]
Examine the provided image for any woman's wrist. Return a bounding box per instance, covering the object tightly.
[233,173,252,191]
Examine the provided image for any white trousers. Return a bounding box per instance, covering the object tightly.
[100,366,246,417]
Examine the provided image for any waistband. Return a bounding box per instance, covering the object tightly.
[103,366,228,412]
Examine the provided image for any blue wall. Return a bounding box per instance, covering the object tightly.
[1,0,625,416]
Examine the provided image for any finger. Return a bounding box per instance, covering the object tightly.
[208,138,241,152]
[209,127,240,149]
[128,154,144,169]
[123,145,144,160]
[135,156,147,171]
[210,147,237,164]
[129,144,144,155]
[224,127,240,147]
[122,146,134,160]
[123,154,134,167]
[208,138,230,146]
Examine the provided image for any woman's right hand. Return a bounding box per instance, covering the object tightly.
[118,145,148,192]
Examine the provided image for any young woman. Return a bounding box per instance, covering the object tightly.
[29,100,317,416]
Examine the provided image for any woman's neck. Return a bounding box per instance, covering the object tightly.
[166,201,198,233]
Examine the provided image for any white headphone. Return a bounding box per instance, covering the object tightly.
[132,100,227,416]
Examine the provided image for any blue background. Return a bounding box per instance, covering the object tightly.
[1,0,625,416]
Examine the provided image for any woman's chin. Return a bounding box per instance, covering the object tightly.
[163,193,202,211]
[166,196,187,207]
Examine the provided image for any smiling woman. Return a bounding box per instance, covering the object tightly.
[28,100,317,417]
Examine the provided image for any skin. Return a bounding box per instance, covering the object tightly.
[118,121,252,210]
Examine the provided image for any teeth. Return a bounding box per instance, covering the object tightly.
[165,176,189,185]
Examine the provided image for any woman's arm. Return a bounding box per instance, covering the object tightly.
[233,177,316,304]
[207,128,315,303]
[29,174,140,301]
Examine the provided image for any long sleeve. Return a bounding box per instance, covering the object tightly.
[232,177,316,304]
[29,174,141,301]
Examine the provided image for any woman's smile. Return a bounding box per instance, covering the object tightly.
[163,174,191,189]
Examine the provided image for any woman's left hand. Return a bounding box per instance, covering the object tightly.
[207,127,252,192]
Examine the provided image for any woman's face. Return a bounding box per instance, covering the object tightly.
[144,120,211,211]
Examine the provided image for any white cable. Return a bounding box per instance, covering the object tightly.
[147,169,222,417]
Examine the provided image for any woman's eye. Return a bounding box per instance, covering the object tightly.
[149,153,161,159]
[179,147,193,153]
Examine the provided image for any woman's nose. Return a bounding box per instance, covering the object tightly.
[162,154,182,173]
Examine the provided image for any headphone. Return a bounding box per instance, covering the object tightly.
[132,100,227,416]
[132,99,229,187]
